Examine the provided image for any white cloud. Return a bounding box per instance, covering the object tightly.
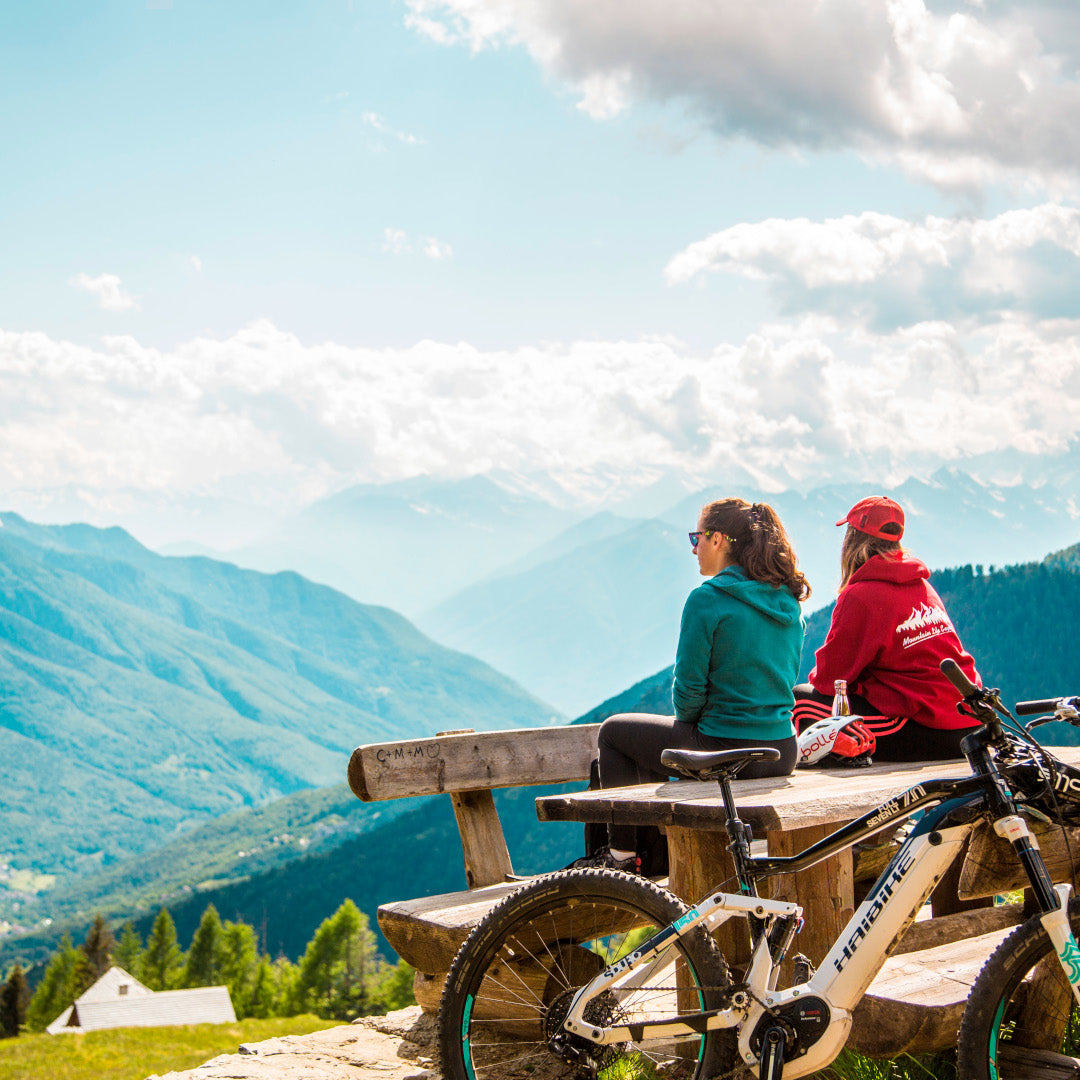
[189,255,203,272]
[1,315,1078,532]
[665,203,1080,327]
[383,228,453,259]
[422,236,453,260]
[69,272,139,312]
[404,0,1080,191]
[382,228,411,255]
[361,110,422,145]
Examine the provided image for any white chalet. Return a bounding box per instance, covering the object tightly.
[46,965,235,1034]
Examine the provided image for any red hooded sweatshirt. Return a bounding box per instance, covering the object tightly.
[809,552,980,730]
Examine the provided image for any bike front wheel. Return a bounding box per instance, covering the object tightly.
[438,867,736,1080]
[957,898,1080,1079]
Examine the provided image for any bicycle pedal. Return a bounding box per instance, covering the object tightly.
[791,952,815,983]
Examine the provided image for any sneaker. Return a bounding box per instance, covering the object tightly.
[564,849,642,874]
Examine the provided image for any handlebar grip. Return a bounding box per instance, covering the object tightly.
[1016,698,1063,716]
[940,658,979,698]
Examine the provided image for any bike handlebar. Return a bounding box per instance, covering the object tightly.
[940,657,979,699]
[1016,698,1064,716]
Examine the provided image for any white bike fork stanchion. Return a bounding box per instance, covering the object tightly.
[1039,883,1080,1006]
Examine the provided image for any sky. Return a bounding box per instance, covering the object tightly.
[2,0,1080,547]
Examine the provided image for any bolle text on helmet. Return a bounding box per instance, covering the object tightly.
[800,729,837,760]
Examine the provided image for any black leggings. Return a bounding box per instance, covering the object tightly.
[791,684,976,762]
[597,712,797,851]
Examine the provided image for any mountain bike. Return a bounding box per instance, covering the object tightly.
[437,660,1080,1080]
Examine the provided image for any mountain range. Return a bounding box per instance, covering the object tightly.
[209,474,581,615]
[0,513,557,913]
[419,518,697,714]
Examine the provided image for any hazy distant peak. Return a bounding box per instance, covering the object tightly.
[0,511,146,560]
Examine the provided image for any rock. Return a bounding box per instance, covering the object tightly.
[149,1007,440,1080]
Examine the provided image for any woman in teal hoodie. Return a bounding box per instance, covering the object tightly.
[575,498,809,873]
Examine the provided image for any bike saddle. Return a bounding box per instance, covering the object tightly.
[661,746,781,782]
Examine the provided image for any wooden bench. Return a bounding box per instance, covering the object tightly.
[347,724,600,1009]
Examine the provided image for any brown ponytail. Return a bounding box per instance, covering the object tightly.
[699,498,811,601]
[839,525,902,588]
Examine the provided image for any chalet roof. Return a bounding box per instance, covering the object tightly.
[77,965,152,1002]
[46,966,235,1034]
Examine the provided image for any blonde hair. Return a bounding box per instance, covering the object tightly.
[839,525,902,588]
[700,498,811,601]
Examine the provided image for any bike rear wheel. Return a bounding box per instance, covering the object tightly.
[438,868,735,1080]
[957,898,1080,1079]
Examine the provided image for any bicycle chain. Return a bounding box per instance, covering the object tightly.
[566,979,759,1080]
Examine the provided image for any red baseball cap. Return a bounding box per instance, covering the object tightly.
[837,496,905,540]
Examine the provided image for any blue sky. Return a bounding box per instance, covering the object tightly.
[2,0,951,350]
[1,0,1079,545]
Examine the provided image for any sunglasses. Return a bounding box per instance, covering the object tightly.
[689,530,735,548]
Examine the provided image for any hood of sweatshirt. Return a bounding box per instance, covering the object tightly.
[702,564,801,625]
[848,551,930,587]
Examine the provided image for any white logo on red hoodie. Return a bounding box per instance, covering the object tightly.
[896,602,953,649]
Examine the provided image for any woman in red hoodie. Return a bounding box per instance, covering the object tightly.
[792,496,981,760]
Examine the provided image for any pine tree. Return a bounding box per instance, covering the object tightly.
[247,956,277,1019]
[183,904,224,988]
[371,959,416,1014]
[25,935,81,1032]
[142,908,183,991]
[0,965,30,1038]
[112,921,143,977]
[79,913,116,988]
[297,900,378,1020]
[219,921,259,1017]
[271,956,301,1017]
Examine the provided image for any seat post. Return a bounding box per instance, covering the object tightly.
[718,774,757,896]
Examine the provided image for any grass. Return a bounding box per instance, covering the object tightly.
[0,1015,333,1080]
[820,1047,957,1080]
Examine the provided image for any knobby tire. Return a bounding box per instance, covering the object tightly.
[437,868,738,1080]
[957,897,1080,1079]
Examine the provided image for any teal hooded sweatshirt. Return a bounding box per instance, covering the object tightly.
[672,564,804,741]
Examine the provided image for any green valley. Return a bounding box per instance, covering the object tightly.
[0,513,558,934]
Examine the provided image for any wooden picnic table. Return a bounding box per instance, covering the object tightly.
[356,725,1080,1055]
[534,747,1080,974]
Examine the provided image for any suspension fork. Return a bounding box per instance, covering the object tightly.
[995,812,1080,1005]
[967,734,1060,914]
[1039,884,1080,1005]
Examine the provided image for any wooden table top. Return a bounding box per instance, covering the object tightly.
[534,745,1080,833]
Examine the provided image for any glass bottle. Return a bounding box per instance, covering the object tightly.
[832,679,850,717]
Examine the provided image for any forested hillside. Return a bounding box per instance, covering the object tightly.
[1046,539,1080,572]
[0,513,557,895]
[5,783,417,937]
[1,784,582,972]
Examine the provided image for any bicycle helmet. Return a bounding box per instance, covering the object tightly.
[797,716,875,768]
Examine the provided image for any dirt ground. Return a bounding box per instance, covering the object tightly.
[149,1007,440,1080]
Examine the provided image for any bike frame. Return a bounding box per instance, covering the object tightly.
[561,741,1080,1078]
